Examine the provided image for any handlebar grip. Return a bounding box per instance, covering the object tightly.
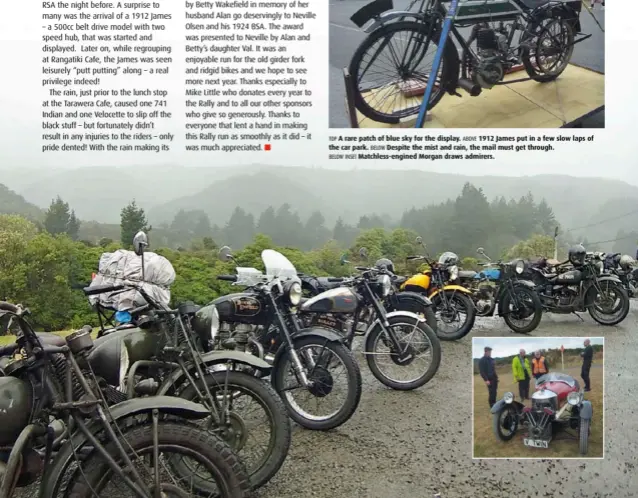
[217,275,237,282]
[0,302,18,313]
[327,277,344,282]
[83,284,125,296]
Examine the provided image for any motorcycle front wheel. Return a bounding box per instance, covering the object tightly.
[501,287,543,334]
[364,315,441,390]
[64,422,251,498]
[492,405,519,441]
[587,282,630,325]
[272,336,362,430]
[431,290,476,341]
[177,370,291,490]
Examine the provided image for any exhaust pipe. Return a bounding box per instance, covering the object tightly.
[458,78,482,96]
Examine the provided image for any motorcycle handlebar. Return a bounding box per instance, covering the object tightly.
[217,275,238,282]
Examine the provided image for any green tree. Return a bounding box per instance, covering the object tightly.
[304,210,330,250]
[506,234,555,260]
[44,196,80,240]
[256,206,277,237]
[120,200,151,247]
[223,207,255,248]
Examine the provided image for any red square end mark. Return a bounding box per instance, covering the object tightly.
[264,144,271,151]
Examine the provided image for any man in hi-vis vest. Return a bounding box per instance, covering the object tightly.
[512,349,532,401]
[531,350,549,380]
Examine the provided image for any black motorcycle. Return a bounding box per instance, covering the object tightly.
[601,252,638,298]
[0,301,250,498]
[207,246,362,431]
[299,252,442,391]
[526,245,630,326]
[81,231,291,490]
[457,247,543,334]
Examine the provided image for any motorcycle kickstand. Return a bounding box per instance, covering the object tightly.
[572,312,584,322]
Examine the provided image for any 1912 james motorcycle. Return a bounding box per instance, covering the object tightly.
[348,0,585,123]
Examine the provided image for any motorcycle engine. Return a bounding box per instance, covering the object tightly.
[553,286,578,307]
[472,27,508,89]
[217,322,258,350]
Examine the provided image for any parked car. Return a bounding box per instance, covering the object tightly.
[491,372,592,455]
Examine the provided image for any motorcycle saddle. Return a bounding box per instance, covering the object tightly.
[393,276,408,285]
[458,270,477,279]
[316,277,343,290]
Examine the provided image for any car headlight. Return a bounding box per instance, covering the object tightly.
[567,391,582,406]
[289,281,302,306]
[379,274,391,296]
[211,305,220,341]
[503,392,514,404]
[448,265,458,280]
[515,260,525,275]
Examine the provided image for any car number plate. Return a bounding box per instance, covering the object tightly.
[524,438,549,448]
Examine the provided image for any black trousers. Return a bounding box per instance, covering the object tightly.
[518,377,530,400]
[582,365,591,390]
[487,378,498,407]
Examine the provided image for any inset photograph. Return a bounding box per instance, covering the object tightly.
[330,0,605,128]
[473,336,604,459]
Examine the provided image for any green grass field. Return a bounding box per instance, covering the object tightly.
[473,362,604,459]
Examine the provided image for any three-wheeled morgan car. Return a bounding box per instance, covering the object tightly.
[491,373,592,455]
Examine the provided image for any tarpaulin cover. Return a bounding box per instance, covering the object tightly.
[87,249,176,311]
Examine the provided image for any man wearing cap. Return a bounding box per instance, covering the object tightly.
[580,338,593,391]
[479,346,498,408]
[512,349,532,401]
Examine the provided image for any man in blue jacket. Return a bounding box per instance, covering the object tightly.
[479,346,498,408]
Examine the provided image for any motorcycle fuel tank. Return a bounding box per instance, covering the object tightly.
[300,287,359,314]
[555,270,583,285]
[477,268,501,280]
[213,293,266,325]
[0,376,33,445]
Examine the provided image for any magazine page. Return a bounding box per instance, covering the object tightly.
[0,1,634,497]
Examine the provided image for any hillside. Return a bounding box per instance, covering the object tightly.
[0,184,43,220]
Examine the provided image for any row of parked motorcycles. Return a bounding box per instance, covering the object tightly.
[0,232,632,497]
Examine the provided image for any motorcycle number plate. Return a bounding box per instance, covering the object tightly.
[523,438,549,448]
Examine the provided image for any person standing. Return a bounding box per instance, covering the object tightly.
[531,350,549,380]
[580,339,593,392]
[512,349,532,401]
[479,346,498,408]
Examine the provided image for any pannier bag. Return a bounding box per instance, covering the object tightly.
[87,249,176,311]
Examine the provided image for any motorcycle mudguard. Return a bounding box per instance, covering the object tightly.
[579,399,593,420]
[388,290,433,307]
[39,396,210,498]
[490,399,524,415]
[157,350,272,396]
[429,285,473,299]
[358,10,424,33]
[531,0,582,34]
[496,280,536,317]
[363,310,426,340]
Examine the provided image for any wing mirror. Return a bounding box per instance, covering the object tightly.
[476,247,485,255]
[133,231,148,256]
[359,247,368,260]
[218,245,234,262]
[340,253,349,265]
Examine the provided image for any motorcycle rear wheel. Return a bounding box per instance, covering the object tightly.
[501,287,543,334]
[522,18,574,82]
[431,291,476,341]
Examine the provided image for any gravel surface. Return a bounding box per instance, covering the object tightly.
[258,304,636,498]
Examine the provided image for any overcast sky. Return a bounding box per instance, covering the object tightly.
[472,337,604,359]
[1,4,637,184]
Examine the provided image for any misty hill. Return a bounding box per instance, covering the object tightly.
[0,184,43,220]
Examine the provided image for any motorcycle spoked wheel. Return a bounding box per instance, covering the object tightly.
[63,423,251,498]
[492,405,519,441]
[501,287,543,334]
[348,20,457,124]
[587,282,630,326]
[364,315,441,390]
[176,370,291,490]
[431,291,476,341]
[272,336,362,431]
[521,17,574,82]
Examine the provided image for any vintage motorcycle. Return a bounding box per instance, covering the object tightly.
[206,246,363,431]
[601,252,638,298]
[347,0,585,123]
[81,231,291,490]
[298,248,438,336]
[526,245,630,325]
[456,247,543,334]
[399,237,476,341]
[492,372,592,455]
[0,301,250,498]
[298,250,442,390]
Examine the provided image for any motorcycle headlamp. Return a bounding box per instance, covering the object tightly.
[379,274,391,297]
[448,265,459,280]
[503,392,514,404]
[283,280,302,306]
[567,391,582,406]
[515,259,525,275]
